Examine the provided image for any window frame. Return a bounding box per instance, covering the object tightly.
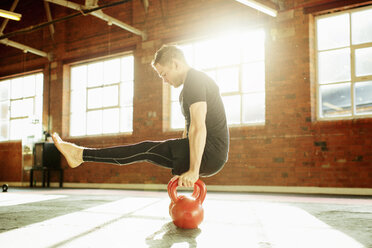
[165,29,266,131]
[315,5,372,120]
[0,70,44,142]
[68,53,134,137]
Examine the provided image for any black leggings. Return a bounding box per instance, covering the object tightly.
[83,138,225,176]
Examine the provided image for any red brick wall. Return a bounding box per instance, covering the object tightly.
[0,142,22,182]
[0,0,371,188]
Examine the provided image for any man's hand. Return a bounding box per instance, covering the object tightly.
[173,170,199,187]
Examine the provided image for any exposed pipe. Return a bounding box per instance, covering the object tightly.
[45,0,147,40]
[0,0,132,41]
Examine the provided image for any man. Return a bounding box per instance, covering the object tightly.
[52,45,229,187]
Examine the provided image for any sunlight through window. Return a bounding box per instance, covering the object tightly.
[316,6,372,119]
[0,73,43,141]
[170,29,266,129]
[70,55,134,136]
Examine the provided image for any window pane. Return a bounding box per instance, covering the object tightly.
[216,67,239,94]
[170,86,182,102]
[11,77,23,99]
[0,121,9,141]
[23,75,35,97]
[2,73,43,141]
[171,102,184,129]
[120,82,133,106]
[320,83,351,117]
[70,90,86,114]
[352,8,372,45]
[104,58,121,84]
[218,35,241,67]
[317,14,350,50]
[11,99,25,118]
[120,107,133,132]
[35,74,43,96]
[121,56,134,81]
[355,81,372,114]
[23,98,34,117]
[103,85,118,107]
[87,88,102,109]
[243,93,265,123]
[87,62,103,87]
[0,80,10,101]
[35,96,43,120]
[242,29,265,62]
[179,44,194,65]
[71,55,134,136]
[318,48,350,84]
[0,101,9,120]
[222,95,241,124]
[10,118,26,140]
[194,40,218,69]
[70,112,86,136]
[103,108,119,134]
[242,62,265,93]
[355,47,372,77]
[87,110,102,135]
[71,65,87,90]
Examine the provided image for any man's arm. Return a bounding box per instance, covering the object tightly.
[177,101,207,187]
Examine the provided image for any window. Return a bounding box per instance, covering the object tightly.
[70,55,134,136]
[169,29,266,129]
[0,73,43,141]
[316,6,372,119]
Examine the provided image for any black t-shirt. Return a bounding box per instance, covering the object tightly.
[179,69,229,162]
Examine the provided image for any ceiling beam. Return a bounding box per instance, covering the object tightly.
[0,38,51,60]
[0,0,133,41]
[303,0,372,14]
[0,0,19,34]
[142,0,149,13]
[0,0,50,60]
[85,0,99,7]
[43,1,55,40]
[45,0,147,40]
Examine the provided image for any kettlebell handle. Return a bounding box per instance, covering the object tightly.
[168,178,206,204]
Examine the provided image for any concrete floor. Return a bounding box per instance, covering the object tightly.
[0,187,371,248]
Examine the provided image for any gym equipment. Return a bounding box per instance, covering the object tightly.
[167,178,206,229]
[2,184,8,192]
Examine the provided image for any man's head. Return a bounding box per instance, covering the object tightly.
[152,45,189,88]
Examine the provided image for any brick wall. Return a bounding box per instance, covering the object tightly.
[0,0,371,188]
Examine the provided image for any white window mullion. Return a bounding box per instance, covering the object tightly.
[350,12,356,116]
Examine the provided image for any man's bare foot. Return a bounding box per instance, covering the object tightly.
[52,133,84,168]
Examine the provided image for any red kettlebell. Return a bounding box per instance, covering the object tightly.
[167,178,207,229]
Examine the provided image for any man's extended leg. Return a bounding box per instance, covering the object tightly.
[82,140,174,169]
[52,133,190,174]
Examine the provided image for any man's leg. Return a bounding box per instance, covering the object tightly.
[52,133,190,174]
[83,140,174,169]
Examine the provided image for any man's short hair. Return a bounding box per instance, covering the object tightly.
[152,45,187,67]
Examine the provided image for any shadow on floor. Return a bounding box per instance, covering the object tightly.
[0,194,125,233]
[146,222,202,248]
